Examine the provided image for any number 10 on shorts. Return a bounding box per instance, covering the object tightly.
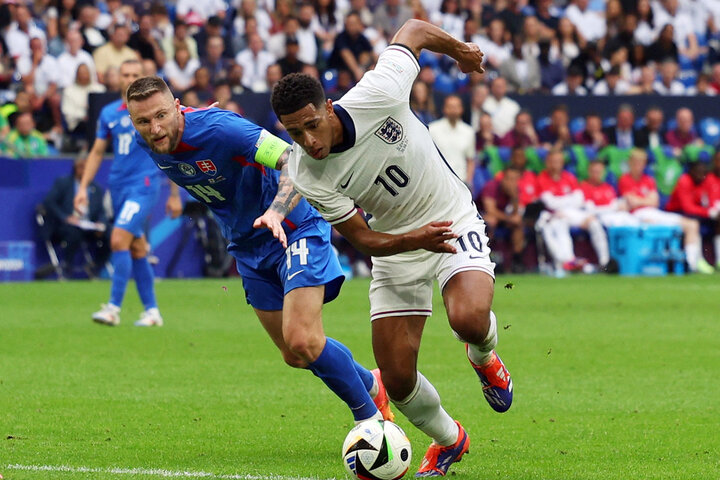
[286,238,309,268]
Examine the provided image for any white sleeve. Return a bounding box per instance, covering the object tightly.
[541,191,584,210]
[297,183,357,225]
[342,44,420,108]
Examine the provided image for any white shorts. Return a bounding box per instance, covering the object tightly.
[368,216,496,321]
[632,207,683,226]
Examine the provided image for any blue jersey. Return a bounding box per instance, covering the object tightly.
[96,99,161,189]
[136,108,322,251]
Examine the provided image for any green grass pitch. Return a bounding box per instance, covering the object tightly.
[1,275,718,479]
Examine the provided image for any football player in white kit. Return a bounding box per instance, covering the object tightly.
[270,19,512,477]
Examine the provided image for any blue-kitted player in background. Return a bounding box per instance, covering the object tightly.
[74,60,180,327]
[125,75,396,427]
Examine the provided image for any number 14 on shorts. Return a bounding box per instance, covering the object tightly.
[286,238,309,268]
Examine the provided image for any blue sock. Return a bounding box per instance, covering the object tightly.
[326,337,375,391]
[132,257,157,310]
[308,338,378,421]
[109,250,132,307]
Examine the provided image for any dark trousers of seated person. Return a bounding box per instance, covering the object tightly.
[53,223,110,272]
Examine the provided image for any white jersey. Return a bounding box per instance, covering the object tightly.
[289,45,478,236]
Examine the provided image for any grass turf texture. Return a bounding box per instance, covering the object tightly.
[1,275,718,480]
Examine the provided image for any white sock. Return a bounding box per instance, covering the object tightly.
[714,236,720,264]
[685,240,701,271]
[543,219,573,263]
[368,375,379,399]
[465,311,497,366]
[390,372,458,446]
[588,219,610,266]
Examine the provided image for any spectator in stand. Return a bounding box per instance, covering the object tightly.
[483,76,520,138]
[628,64,657,95]
[499,34,540,94]
[128,14,165,67]
[497,146,540,209]
[496,0,526,37]
[373,0,413,39]
[265,63,282,91]
[4,4,46,60]
[469,83,488,132]
[521,16,541,59]
[176,0,227,26]
[580,159,637,227]
[709,64,720,95]
[618,149,710,273]
[296,3,320,66]
[537,38,564,94]
[476,112,495,150]
[192,66,214,102]
[227,63,245,95]
[102,66,121,93]
[645,23,678,63]
[93,23,138,84]
[201,36,233,84]
[564,0,606,42]
[6,112,48,157]
[604,104,637,149]
[77,4,107,54]
[536,149,611,272]
[429,95,476,186]
[312,0,343,55]
[538,104,572,150]
[162,19,198,61]
[235,32,276,92]
[328,10,373,83]
[574,112,609,149]
[711,150,720,185]
[552,65,588,96]
[164,45,200,93]
[480,165,526,273]
[410,80,436,126]
[592,65,631,95]
[430,0,465,41]
[475,18,511,70]
[17,36,62,139]
[555,17,581,68]
[652,0,700,61]
[496,110,540,148]
[635,106,665,149]
[277,35,307,76]
[57,29,97,89]
[633,0,658,47]
[61,63,106,140]
[652,58,686,95]
[665,108,701,152]
[267,16,300,60]
[195,15,233,59]
[690,73,716,96]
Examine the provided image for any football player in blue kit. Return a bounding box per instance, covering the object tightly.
[74,60,176,327]
[124,75,417,426]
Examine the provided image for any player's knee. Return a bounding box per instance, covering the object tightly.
[448,303,491,344]
[280,350,308,369]
[130,242,146,259]
[283,328,324,363]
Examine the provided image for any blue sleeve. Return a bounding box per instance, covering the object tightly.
[96,108,110,140]
[213,112,275,165]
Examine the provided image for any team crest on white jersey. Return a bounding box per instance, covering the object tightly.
[374,117,403,144]
[179,163,196,176]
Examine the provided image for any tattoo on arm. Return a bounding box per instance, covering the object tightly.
[269,150,301,217]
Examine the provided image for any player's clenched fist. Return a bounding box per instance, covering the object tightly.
[405,220,458,254]
[456,43,485,75]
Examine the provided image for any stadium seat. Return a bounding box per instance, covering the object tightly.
[535,116,551,132]
[434,73,456,94]
[567,145,598,181]
[482,146,511,175]
[322,69,338,92]
[569,117,585,136]
[699,117,720,146]
[603,117,616,128]
[525,146,548,173]
[419,50,440,69]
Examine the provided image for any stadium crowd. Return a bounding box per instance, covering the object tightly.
[2,0,720,275]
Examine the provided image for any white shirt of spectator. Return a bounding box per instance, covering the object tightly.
[634,20,659,46]
[164,57,201,91]
[652,0,696,48]
[234,48,276,92]
[57,49,97,89]
[475,36,511,67]
[177,0,228,23]
[295,27,319,65]
[16,54,59,96]
[564,3,607,42]
[4,21,46,60]
[289,45,477,236]
[430,11,465,41]
[551,82,588,96]
[592,78,631,95]
[428,117,476,184]
[233,8,273,42]
[652,79,687,95]
[482,95,520,137]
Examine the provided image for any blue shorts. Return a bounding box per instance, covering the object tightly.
[233,219,344,311]
[110,184,160,237]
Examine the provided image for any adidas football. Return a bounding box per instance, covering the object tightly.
[342,419,412,480]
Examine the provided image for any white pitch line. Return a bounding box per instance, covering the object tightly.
[3,464,340,480]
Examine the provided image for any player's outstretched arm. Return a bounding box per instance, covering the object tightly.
[334,213,458,257]
[165,181,183,218]
[252,147,301,248]
[391,19,484,75]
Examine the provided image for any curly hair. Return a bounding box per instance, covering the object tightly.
[271,73,326,117]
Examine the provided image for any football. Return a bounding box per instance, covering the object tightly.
[342,419,412,480]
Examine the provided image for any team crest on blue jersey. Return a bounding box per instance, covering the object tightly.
[179,163,196,176]
[375,117,403,144]
[196,159,217,176]
[121,115,132,127]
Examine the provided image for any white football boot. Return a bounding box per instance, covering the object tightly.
[92,303,121,326]
[134,308,164,327]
